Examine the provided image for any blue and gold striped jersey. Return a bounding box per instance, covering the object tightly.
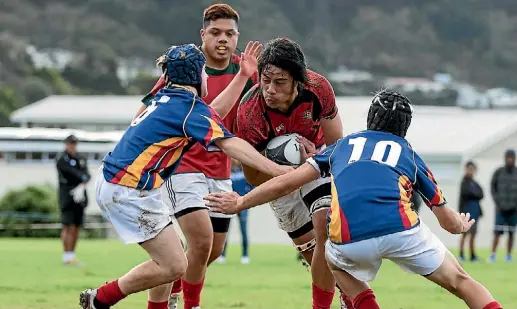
[308,130,446,244]
[102,88,232,190]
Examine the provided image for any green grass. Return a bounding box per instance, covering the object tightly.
[0,238,515,309]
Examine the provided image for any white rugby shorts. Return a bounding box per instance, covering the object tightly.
[95,170,171,244]
[325,222,447,282]
[161,173,235,219]
[269,176,331,233]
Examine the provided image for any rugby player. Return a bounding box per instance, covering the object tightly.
[206,90,504,309]
[233,37,352,309]
[79,44,290,309]
[140,5,260,309]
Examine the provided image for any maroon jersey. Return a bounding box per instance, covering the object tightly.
[236,70,338,151]
[143,54,258,179]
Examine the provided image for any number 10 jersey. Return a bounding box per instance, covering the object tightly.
[307,130,446,244]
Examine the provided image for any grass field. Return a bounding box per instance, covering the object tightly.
[0,238,515,309]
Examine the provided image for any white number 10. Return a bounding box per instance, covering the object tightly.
[348,137,402,167]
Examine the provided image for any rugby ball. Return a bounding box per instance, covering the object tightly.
[265,133,302,166]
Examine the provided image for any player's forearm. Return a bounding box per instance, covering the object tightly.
[210,72,249,119]
[220,137,282,177]
[433,206,463,234]
[238,174,298,210]
[238,163,320,211]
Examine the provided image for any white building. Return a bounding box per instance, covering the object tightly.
[10,95,143,131]
[7,95,517,247]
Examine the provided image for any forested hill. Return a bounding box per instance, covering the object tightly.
[0,0,517,124]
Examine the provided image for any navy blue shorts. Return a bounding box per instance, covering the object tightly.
[494,210,517,235]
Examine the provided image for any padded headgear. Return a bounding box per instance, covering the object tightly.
[367,90,413,137]
[162,44,206,88]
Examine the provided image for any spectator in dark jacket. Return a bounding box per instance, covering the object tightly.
[458,161,483,262]
[56,135,90,266]
[489,149,517,263]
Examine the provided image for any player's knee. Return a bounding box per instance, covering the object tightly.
[162,254,188,281]
[187,235,213,259]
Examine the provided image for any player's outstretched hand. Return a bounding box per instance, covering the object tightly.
[239,41,262,78]
[297,136,316,162]
[205,192,242,214]
[459,212,475,234]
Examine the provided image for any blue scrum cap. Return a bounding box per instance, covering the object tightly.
[163,44,206,87]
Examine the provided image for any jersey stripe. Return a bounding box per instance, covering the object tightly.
[426,170,445,206]
[398,175,419,228]
[116,137,188,188]
[329,177,351,243]
[201,115,225,144]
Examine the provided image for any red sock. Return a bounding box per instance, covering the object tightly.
[340,293,354,309]
[353,289,380,309]
[182,278,204,309]
[148,300,168,309]
[95,280,126,306]
[483,301,503,309]
[312,283,335,309]
[171,279,182,295]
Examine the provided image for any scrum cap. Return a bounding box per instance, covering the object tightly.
[367,90,413,138]
[162,44,206,88]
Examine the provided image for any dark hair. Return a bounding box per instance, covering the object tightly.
[258,37,307,84]
[465,161,476,168]
[203,4,239,28]
[367,90,413,137]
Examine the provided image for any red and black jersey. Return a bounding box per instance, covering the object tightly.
[236,70,338,151]
[142,54,258,179]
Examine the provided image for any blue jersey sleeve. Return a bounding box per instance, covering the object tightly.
[413,153,446,209]
[307,140,340,177]
[184,101,233,152]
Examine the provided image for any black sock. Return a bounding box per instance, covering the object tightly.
[93,297,110,309]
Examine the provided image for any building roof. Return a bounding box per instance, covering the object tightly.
[0,127,123,153]
[10,95,143,125]
[336,97,517,157]
[0,127,123,142]
[10,95,517,158]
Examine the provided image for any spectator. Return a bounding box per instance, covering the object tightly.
[489,149,517,263]
[216,160,251,264]
[458,161,483,262]
[56,135,90,266]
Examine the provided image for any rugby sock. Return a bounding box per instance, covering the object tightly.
[353,289,380,309]
[171,278,182,295]
[182,278,204,309]
[312,283,335,309]
[482,301,503,309]
[95,280,126,308]
[147,300,168,309]
[63,251,75,263]
[340,293,354,309]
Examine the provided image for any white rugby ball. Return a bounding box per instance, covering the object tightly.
[265,133,302,166]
